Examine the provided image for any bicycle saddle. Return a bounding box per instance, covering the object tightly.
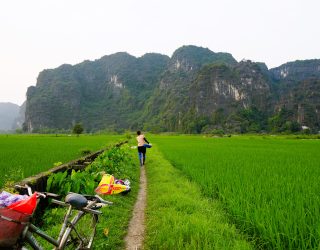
[65,193,88,209]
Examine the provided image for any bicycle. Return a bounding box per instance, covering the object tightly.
[1,184,112,249]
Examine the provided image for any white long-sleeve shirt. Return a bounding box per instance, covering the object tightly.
[137,134,148,147]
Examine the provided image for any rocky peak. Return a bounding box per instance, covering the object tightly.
[270,59,320,82]
[138,53,170,64]
[169,45,237,73]
[100,52,135,63]
[36,64,75,88]
[234,60,271,88]
[190,62,272,115]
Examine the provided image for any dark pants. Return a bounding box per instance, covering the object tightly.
[137,146,146,166]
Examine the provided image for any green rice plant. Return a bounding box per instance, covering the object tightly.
[0,134,122,188]
[152,135,320,249]
[144,145,252,249]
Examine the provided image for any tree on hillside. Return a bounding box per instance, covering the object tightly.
[72,123,84,136]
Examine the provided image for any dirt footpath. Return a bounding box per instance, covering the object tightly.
[125,166,147,250]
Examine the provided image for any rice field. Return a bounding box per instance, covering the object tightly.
[2,133,320,249]
[152,135,320,249]
[144,145,252,250]
[0,134,123,188]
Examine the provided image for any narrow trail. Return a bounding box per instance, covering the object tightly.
[125,165,147,250]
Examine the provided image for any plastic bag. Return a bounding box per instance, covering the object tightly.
[95,174,130,195]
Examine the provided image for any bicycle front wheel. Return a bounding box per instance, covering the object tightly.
[60,211,98,250]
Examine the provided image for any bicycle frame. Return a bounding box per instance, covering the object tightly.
[22,204,75,249]
[13,185,110,250]
[20,199,101,249]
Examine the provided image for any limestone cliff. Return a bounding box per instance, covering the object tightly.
[24,45,320,133]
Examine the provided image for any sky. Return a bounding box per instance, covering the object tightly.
[0,0,319,105]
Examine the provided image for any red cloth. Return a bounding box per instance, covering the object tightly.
[7,193,37,215]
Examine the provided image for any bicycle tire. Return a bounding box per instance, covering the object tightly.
[59,211,98,250]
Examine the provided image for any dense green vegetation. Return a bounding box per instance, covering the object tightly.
[33,145,139,249]
[25,52,170,133]
[0,134,122,188]
[46,146,134,196]
[144,145,252,249]
[153,135,320,249]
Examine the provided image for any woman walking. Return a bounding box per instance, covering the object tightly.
[136,131,150,167]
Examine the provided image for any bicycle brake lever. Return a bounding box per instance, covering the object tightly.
[14,184,33,196]
[43,192,61,198]
[37,192,46,198]
[94,195,113,205]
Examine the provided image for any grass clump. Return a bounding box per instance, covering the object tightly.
[80,148,92,156]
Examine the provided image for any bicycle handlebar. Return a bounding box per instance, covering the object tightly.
[14,185,113,215]
[15,184,33,196]
[88,194,113,205]
[15,184,61,199]
[82,206,102,215]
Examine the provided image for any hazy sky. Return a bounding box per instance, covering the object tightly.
[1,0,319,105]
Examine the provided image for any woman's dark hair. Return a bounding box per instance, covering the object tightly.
[137,131,141,135]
